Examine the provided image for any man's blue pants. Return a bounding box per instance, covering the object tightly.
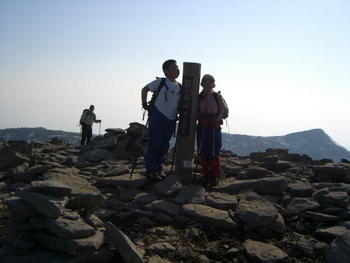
[146,108,176,173]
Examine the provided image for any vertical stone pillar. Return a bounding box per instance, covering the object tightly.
[175,62,201,184]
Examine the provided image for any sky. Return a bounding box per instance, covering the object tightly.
[1,0,349,150]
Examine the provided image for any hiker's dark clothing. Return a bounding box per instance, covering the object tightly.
[146,106,176,173]
[81,123,92,146]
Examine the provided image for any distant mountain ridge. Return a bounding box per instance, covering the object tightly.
[1,127,349,162]
[222,129,350,162]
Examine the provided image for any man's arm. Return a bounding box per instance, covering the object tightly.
[141,86,150,109]
[93,113,101,123]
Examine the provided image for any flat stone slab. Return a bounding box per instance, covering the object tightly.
[67,193,103,210]
[313,189,349,208]
[175,185,205,204]
[182,204,236,229]
[326,232,350,263]
[43,173,100,196]
[145,200,181,216]
[35,230,104,255]
[147,242,176,253]
[237,166,277,180]
[99,174,147,188]
[205,192,238,210]
[5,196,39,217]
[19,190,67,218]
[302,211,339,222]
[316,226,350,239]
[284,197,320,216]
[235,193,278,228]
[105,222,144,263]
[105,166,130,177]
[215,176,288,195]
[243,239,288,263]
[29,180,72,197]
[288,182,313,197]
[46,217,95,239]
[151,174,182,197]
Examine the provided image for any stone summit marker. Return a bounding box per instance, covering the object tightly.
[175,62,201,184]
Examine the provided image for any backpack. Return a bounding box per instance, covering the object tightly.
[199,91,229,120]
[79,109,89,125]
[148,77,182,112]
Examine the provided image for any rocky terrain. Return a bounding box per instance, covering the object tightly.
[0,122,349,263]
[2,127,350,162]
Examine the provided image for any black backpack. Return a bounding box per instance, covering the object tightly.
[148,78,182,113]
[79,109,89,125]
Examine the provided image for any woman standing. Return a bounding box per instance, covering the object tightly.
[197,74,226,187]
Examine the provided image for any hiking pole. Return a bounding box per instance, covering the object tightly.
[170,146,176,174]
[98,122,101,136]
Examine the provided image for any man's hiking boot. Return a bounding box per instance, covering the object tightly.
[210,176,219,187]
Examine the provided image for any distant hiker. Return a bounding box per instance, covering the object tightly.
[141,59,182,181]
[79,105,101,146]
[197,74,228,187]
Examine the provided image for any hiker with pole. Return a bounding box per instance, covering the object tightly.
[141,59,182,181]
[79,105,101,146]
[197,74,229,187]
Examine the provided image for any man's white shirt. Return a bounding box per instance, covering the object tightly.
[147,78,181,120]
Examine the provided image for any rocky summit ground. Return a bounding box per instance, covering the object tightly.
[0,124,350,263]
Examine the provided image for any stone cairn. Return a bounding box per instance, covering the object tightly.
[0,122,350,263]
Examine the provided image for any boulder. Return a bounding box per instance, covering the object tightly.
[243,239,288,263]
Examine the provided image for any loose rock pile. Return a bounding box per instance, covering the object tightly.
[0,124,349,263]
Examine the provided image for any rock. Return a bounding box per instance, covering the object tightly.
[43,173,100,196]
[118,187,141,202]
[66,193,103,210]
[182,204,236,229]
[147,242,176,253]
[148,255,172,263]
[302,211,339,222]
[205,191,238,210]
[235,192,279,228]
[105,222,145,263]
[13,165,51,183]
[152,174,183,197]
[112,139,130,160]
[326,232,350,263]
[288,182,313,197]
[93,136,118,149]
[78,149,113,163]
[175,185,205,204]
[83,213,104,228]
[19,190,67,218]
[313,189,349,208]
[134,193,158,205]
[295,236,327,256]
[316,226,350,239]
[0,151,30,170]
[145,200,181,216]
[46,217,95,239]
[99,174,147,188]
[263,160,293,173]
[5,196,39,217]
[243,239,288,263]
[105,166,130,176]
[268,213,286,234]
[35,230,104,255]
[28,180,72,198]
[284,197,320,216]
[105,128,125,135]
[237,166,277,180]
[215,176,288,195]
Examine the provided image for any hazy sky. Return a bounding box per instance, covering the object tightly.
[1,0,349,150]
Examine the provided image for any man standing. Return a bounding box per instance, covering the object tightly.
[141,59,182,180]
[79,105,101,146]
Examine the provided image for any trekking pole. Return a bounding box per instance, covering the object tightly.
[170,146,176,174]
[98,122,101,136]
